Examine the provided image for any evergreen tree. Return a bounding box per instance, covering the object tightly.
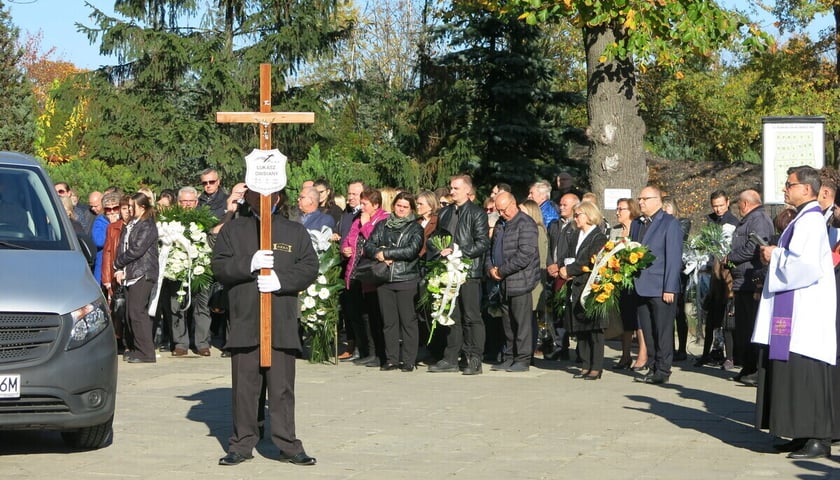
[0,0,35,153]
[77,0,351,187]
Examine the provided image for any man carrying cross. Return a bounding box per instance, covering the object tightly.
[212,189,318,466]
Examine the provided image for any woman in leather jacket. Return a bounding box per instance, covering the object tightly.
[364,192,424,371]
[115,192,159,363]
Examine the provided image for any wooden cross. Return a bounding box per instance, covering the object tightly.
[216,63,314,367]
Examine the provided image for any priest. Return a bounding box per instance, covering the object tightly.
[753,165,837,459]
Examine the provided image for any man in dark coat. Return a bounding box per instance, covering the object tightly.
[487,192,540,372]
[212,189,319,467]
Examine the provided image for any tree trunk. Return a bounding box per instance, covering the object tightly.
[583,25,647,208]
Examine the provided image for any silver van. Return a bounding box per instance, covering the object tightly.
[0,152,117,449]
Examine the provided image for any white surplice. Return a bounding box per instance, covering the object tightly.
[753,201,837,365]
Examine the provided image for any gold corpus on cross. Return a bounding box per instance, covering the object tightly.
[216,63,314,367]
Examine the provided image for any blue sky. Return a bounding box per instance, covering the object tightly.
[7,1,835,71]
[9,0,116,70]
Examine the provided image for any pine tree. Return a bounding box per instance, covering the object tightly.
[0,0,35,153]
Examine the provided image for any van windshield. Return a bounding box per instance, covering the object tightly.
[0,165,70,250]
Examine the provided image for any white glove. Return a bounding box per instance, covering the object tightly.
[257,271,281,293]
[250,250,274,272]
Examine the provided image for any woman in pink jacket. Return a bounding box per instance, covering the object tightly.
[341,189,390,367]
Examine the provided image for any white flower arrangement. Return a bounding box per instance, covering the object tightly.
[299,226,344,363]
[421,236,472,342]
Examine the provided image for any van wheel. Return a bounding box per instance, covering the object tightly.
[61,417,113,449]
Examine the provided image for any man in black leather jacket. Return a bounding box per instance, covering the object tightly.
[427,175,491,375]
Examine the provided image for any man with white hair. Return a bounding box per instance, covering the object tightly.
[527,180,559,229]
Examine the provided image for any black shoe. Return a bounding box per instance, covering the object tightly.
[127,357,155,363]
[673,351,687,361]
[506,362,530,372]
[787,438,830,459]
[694,356,712,367]
[353,355,376,366]
[380,363,399,371]
[428,360,459,373]
[462,355,483,375]
[572,370,591,379]
[583,371,603,380]
[277,451,317,466]
[400,364,416,372]
[219,451,253,466]
[736,372,758,386]
[490,359,514,371]
[221,350,231,358]
[363,356,382,368]
[635,372,669,384]
[773,438,808,453]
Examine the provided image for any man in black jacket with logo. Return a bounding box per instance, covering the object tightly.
[213,189,319,467]
[427,175,491,375]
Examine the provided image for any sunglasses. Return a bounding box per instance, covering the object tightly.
[202,179,218,186]
[440,201,450,207]
[104,206,120,213]
[56,189,67,194]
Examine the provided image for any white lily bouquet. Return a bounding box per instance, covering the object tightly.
[148,205,216,313]
[300,226,343,363]
[421,235,472,343]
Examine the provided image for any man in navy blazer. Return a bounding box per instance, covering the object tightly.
[630,186,684,384]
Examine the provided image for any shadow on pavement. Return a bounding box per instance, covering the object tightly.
[179,387,231,450]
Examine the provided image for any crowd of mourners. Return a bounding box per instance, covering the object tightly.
[57,164,840,460]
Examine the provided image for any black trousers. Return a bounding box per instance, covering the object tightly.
[126,278,155,362]
[442,279,484,363]
[377,282,419,366]
[734,291,759,374]
[228,346,303,456]
[636,295,676,376]
[341,281,367,355]
[577,329,605,372]
[501,292,533,364]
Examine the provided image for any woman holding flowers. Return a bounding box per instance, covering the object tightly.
[114,192,159,363]
[609,198,648,370]
[364,192,425,371]
[559,201,608,380]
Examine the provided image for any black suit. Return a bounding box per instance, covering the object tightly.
[212,213,319,458]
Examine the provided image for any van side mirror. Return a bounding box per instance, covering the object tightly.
[77,232,95,267]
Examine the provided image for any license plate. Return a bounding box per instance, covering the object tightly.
[0,374,20,399]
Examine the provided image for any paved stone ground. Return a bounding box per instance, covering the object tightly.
[2,340,839,479]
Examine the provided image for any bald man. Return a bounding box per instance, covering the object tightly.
[487,192,540,372]
[722,189,774,386]
[630,186,684,385]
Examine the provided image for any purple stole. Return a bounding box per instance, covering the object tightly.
[769,204,823,361]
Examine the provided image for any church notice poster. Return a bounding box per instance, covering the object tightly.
[762,116,825,205]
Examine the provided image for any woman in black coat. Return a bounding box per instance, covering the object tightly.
[364,192,424,371]
[114,192,159,363]
[559,201,608,380]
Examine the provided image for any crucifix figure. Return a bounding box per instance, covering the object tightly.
[216,63,314,367]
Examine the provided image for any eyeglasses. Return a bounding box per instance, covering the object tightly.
[201,179,218,186]
[784,181,802,190]
[637,196,658,202]
[104,206,120,213]
[573,212,586,218]
[440,202,450,207]
[179,199,197,204]
[55,189,66,195]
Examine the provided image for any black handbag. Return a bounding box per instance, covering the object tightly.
[353,257,390,284]
[110,285,126,318]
